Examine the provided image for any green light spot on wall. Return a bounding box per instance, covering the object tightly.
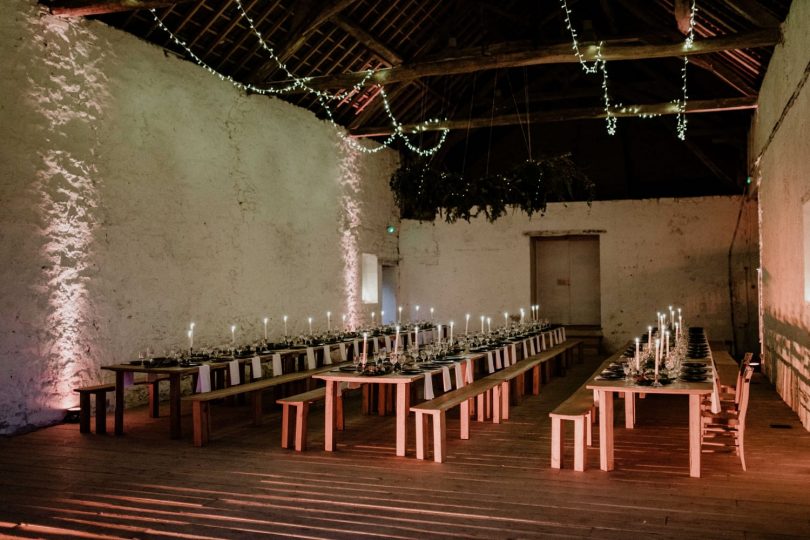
[386,225,396,234]
[746,176,752,185]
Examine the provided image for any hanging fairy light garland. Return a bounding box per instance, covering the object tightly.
[149,5,448,156]
[676,0,697,140]
[559,0,616,135]
[559,0,698,139]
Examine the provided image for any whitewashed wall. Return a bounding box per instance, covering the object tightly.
[399,196,749,352]
[0,1,398,434]
[751,1,810,430]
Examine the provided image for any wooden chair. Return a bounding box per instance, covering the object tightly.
[701,363,755,471]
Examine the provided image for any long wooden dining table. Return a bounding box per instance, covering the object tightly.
[101,343,347,439]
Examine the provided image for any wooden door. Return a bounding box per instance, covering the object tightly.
[533,236,601,325]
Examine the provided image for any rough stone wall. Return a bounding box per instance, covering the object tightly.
[399,196,751,352]
[751,1,810,430]
[0,1,398,434]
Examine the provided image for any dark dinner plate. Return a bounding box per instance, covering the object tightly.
[680,375,707,382]
[599,372,623,380]
[433,359,456,364]
[339,365,358,372]
[400,369,423,375]
[443,355,466,361]
[683,361,707,367]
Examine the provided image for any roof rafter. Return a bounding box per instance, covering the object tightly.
[350,96,758,137]
[49,0,194,17]
[262,28,780,92]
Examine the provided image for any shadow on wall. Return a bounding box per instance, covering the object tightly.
[763,310,810,431]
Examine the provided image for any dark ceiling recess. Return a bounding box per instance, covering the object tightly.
[44,0,792,200]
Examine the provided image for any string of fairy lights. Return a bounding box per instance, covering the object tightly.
[559,0,698,139]
[149,3,449,157]
[559,0,616,135]
[152,0,699,157]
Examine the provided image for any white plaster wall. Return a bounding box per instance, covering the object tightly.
[0,1,398,434]
[750,1,810,429]
[399,197,748,352]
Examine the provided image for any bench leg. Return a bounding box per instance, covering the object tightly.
[415,411,427,460]
[492,385,502,424]
[586,410,593,446]
[192,401,209,447]
[252,390,263,426]
[280,403,292,449]
[336,394,345,431]
[532,365,541,395]
[79,392,91,434]
[574,417,586,472]
[551,417,563,469]
[295,403,308,452]
[460,400,470,440]
[476,393,485,422]
[501,382,510,421]
[433,411,446,463]
[148,382,160,418]
[93,391,107,435]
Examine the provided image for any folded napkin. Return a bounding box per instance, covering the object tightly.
[353,339,359,359]
[522,340,529,358]
[196,364,211,393]
[465,359,474,383]
[272,353,282,377]
[384,335,392,350]
[228,360,240,385]
[441,366,452,391]
[495,349,503,369]
[454,363,465,388]
[530,338,537,355]
[339,342,348,362]
[424,372,435,400]
[323,345,332,365]
[512,344,518,365]
[486,352,495,374]
[306,347,316,370]
[251,356,262,379]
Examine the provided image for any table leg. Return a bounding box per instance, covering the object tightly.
[598,390,614,471]
[325,380,336,451]
[169,374,182,439]
[624,391,635,429]
[114,371,124,436]
[396,382,409,457]
[689,394,701,478]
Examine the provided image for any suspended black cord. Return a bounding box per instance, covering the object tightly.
[524,67,532,161]
[506,72,530,157]
[460,72,477,178]
[485,70,498,177]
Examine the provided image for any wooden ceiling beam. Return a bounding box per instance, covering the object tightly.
[350,96,758,137]
[263,28,780,92]
[48,0,195,17]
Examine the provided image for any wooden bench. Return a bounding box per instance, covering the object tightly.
[277,387,345,451]
[563,327,603,356]
[549,388,595,471]
[182,364,344,447]
[410,377,503,463]
[490,340,582,419]
[74,383,115,434]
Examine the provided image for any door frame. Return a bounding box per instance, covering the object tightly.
[528,230,605,322]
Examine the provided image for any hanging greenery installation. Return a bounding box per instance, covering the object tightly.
[389,154,595,223]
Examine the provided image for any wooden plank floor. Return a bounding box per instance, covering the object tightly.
[2,354,810,539]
